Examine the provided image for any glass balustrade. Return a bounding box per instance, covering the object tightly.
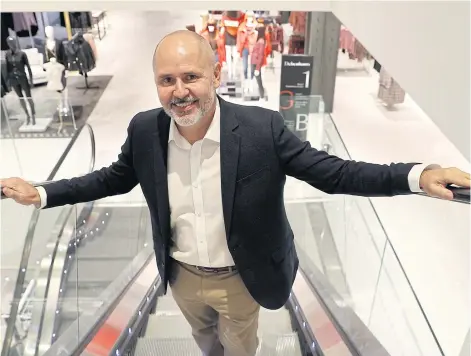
[285,95,446,355]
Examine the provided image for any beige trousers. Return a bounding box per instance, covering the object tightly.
[169,260,260,356]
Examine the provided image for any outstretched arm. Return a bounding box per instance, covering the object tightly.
[271,111,470,198]
[1,116,140,208]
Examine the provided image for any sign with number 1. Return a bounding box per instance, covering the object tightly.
[279,55,314,141]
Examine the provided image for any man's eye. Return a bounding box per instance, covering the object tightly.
[186,75,197,81]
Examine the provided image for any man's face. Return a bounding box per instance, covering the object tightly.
[154,41,221,127]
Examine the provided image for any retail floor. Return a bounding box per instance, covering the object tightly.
[1,75,112,139]
[0,10,468,356]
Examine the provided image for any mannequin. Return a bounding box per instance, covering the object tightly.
[5,36,36,125]
[43,57,66,92]
[237,11,258,90]
[250,26,267,100]
[199,18,225,65]
[220,11,245,79]
[45,26,57,61]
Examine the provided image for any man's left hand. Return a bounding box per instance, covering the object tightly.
[420,167,470,200]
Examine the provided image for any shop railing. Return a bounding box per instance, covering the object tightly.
[1,123,95,356]
[285,96,464,355]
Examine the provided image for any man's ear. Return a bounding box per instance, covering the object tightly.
[213,62,222,88]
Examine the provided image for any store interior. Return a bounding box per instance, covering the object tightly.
[0,9,469,356]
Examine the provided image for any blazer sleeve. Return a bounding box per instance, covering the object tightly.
[270,111,418,196]
[42,116,140,208]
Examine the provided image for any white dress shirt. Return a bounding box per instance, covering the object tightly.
[36,105,435,268]
[167,102,235,267]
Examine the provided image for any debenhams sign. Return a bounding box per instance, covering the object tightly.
[283,61,311,67]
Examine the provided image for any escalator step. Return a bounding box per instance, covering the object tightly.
[154,295,180,313]
[145,308,294,338]
[135,334,301,356]
[135,337,202,356]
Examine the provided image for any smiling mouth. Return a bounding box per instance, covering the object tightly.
[172,100,198,111]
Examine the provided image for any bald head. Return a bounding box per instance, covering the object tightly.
[152,29,222,130]
[153,30,215,71]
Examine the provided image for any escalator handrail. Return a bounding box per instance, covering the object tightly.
[1,124,96,356]
[417,186,470,204]
[325,114,445,354]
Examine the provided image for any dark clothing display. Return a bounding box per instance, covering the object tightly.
[5,49,35,122]
[288,34,304,54]
[5,50,30,87]
[41,96,417,310]
[45,41,67,65]
[63,33,96,75]
[69,12,92,29]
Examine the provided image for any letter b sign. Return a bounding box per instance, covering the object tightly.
[296,114,309,131]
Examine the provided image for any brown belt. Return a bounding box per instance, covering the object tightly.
[195,265,237,273]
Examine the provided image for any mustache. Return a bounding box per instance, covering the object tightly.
[170,97,198,105]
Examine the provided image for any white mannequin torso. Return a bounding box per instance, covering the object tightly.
[43,59,66,91]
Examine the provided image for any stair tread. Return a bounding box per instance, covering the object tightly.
[146,308,293,337]
[135,334,301,356]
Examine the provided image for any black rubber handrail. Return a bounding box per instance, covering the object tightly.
[1,124,96,356]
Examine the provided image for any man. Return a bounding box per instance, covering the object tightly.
[1,30,469,356]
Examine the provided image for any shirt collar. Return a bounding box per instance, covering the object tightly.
[168,100,221,147]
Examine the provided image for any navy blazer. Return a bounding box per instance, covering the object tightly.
[43,97,416,309]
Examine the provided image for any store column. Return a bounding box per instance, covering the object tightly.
[305,12,340,113]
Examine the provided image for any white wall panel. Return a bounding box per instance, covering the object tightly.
[331,1,470,160]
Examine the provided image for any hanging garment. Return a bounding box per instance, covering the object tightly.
[63,32,96,74]
[289,12,306,35]
[45,40,67,66]
[353,40,367,62]
[251,39,265,71]
[236,23,258,55]
[83,33,98,61]
[12,12,39,38]
[339,27,355,55]
[69,12,92,29]
[288,34,304,54]
[12,13,37,31]
[221,11,245,46]
[270,25,284,53]
[378,68,405,105]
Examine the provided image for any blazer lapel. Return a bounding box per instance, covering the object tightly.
[152,110,171,239]
[219,97,240,241]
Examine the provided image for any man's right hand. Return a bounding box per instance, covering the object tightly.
[0,177,41,206]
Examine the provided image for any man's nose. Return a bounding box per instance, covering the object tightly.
[173,79,189,98]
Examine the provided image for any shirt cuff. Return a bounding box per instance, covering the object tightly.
[35,186,48,209]
[408,163,441,193]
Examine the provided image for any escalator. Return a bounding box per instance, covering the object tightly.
[54,206,150,339]
[134,290,302,355]
[2,118,469,356]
